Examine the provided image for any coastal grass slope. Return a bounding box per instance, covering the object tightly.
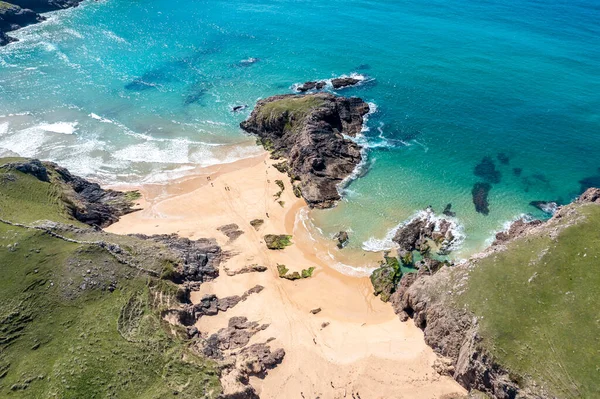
[0,160,221,398]
[459,203,600,398]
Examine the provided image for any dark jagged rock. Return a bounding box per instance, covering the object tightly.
[493,218,543,246]
[218,223,244,242]
[178,286,263,326]
[392,210,456,255]
[1,159,139,227]
[578,187,600,203]
[241,93,369,208]
[249,219,264,230]
[296,81,326,92]
[231,104,248,112]
[0,2,44,32]
[136,234,222,282]
[474,156,501,184]
[331,77,361,89]
[529,200,559,215]
[225,264,267,277]
[334,230,349,249]
[8,0,83,13]
[472,182,491,215]
[0,30,15,45]
[0,0,83,47]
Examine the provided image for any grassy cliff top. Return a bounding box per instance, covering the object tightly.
[0,159,221,398]
[457,203,600,398]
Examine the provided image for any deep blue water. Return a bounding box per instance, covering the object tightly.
[1,0,599,258]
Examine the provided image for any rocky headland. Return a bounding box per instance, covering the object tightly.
[240,92,370,208]
[0,0,83,45]
[381,188,600,398]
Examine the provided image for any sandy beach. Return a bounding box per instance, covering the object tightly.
[106,152,466,399]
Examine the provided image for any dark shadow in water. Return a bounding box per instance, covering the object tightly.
[579,174,600,194]
[474,156,502,184]
[472,182,491,215]
[183,82,208,106]
[521,173,551,193]
[513,167,523,177]
[497,152,510,165]
[356,64,371,71]
[125,68,176,91]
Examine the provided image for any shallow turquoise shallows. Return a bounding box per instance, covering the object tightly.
[1,0,599,258]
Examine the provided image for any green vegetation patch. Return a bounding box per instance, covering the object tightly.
[258,95,326,129]
[264,234,293,250]
[0,222,221,398]
[370,256,402,302]
[277,264,315,281]
[0,162,81,226]
[458,204,600,398]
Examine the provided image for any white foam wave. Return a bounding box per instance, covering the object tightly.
[362,208,466,253]
[0,122,9,136]
[38,121,78,135]
[89,113,113,123]
[103,30,128,44]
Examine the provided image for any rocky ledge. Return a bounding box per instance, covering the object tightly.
[240,93,370,208]
[0,0,83,46]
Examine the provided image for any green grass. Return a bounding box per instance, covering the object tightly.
[0,2,19,10]
[257,95,326,132]
[0,158,222,398]
[0,163,82,226]
[458,204,600,398]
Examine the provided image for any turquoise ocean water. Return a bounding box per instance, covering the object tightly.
[1,0,599,259]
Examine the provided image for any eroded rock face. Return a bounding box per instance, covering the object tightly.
[578,187,600,204]
[240,93,370,208]
[493,219,543,246]
[390,267,530,399]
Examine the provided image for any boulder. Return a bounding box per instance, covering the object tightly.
[331,77,361,89]
[334,231,349,249]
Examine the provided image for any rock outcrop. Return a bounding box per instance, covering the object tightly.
[241,93,370,208]
[199,316,285,399]
[0,2,44,32]
[1,159,139,227]
[136,234,222,283]
[0,0,84,46]
[392,209,457,256]
[8,0,82,13]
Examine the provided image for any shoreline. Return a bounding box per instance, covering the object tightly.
[106,152,466,398]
